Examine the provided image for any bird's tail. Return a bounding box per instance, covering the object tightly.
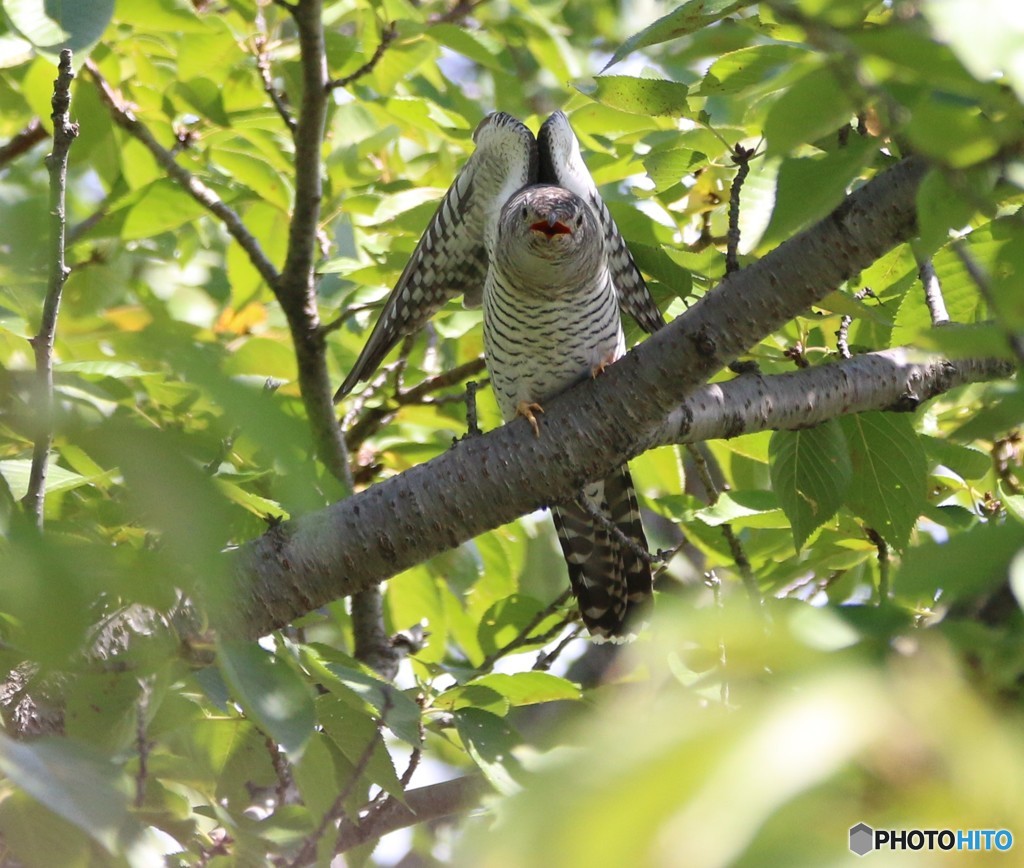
[552,464,653,641]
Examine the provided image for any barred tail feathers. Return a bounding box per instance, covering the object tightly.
[552,464,653,640]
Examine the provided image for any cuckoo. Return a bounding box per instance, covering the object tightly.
[336,111,666,639]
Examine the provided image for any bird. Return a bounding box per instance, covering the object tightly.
[335,111,666,640]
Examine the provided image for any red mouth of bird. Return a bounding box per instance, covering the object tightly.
[530,220,572,237]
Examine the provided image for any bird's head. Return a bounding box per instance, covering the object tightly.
[496,185,602,285]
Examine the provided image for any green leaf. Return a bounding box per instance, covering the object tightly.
[603,0,752,71]
[915,168,981,253]
[455,708,524,795]
[764,67,854,156]
[468,672,581,706]
[583,76,690,117]
[770,421,853,550]
[695,490,779,526]
[642,147,708,191]
[317,695,405,801]
[0,458,89,500]
[922,435,992,482]
[698,44,809,96]
[217,641,315,758]
[840,413,928,551]
[477,594,558,658]
[121,179,210,240]
[319,660,422,745]
[4,0,114,53]
[899,522,1024,599]
[0,733,140,855]
[922,0,1024,102]
[629,242,693,300]
[762,139,876,247]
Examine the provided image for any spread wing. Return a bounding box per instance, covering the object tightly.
[335,113,538,401]
[538,111,665,335]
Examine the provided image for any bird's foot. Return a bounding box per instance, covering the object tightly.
[516,401,545,436]
[591,350,617,378]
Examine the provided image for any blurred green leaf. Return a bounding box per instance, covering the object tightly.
[764,67,853,156]
[455,708,524,795]
[217,641,315,759]
[0,733,146,856]
[4,0,114,53]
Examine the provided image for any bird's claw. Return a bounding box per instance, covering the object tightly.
[516,401,545,436]
[591,351,617,378]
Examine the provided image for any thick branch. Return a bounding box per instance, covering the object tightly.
[335,775,489,853]
[221,157,960,636]
[22,51,78,528]
[648,349,1010,448]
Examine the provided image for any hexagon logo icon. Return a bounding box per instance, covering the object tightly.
[850,822,874,856]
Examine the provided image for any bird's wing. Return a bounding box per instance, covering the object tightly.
[538,111,665,335]
[335,113,538,401]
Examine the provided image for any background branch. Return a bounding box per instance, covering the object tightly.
[0,117,46,167]
[85,60,280,288]
[335,775,490,853]
[21,51,78,528]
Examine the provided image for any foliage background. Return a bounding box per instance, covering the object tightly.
[0,0,1022,865]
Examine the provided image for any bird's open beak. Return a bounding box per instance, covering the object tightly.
[530,219,572,237]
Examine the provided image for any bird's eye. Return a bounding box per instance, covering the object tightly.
[521,206,528,219]
[575,214,583,227]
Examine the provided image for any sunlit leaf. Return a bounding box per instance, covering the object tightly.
[217,641,315,759]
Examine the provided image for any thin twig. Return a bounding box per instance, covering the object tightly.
[917,255,949,326]
[85,59,280,289]
[864,526,890,602]
[477,590,574,671]
[254,14,297,135]
[21,50,78,529]
[836,316,853,359]
[0,117,47,166]
[265,736,292,807]
[289,692,393,866]
[686,443,763,608]
[726,143,755,275]
[326,21,398,90]
[533,626,581,671]
[704,571,729,706]
[344,358,487,453]
[398,357,487,405]
[134,678,152,808]
[355,716,425,837]
[836,287,876,360]
[464,380,481,436]
[430,0,488,24]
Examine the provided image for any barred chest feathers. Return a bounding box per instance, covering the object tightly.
[483,184,626,422]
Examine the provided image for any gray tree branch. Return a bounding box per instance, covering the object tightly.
[0,117,46,167]
[335,775,490,853]
[218,156,1000,638]
[22,51,78,528]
